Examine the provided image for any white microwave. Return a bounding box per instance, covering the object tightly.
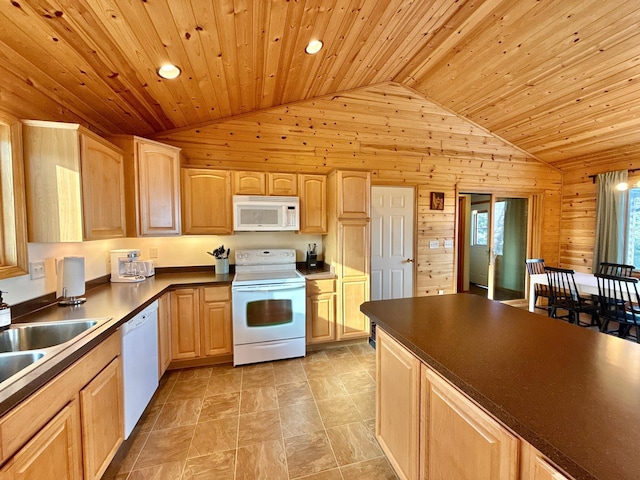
[233,195,300,231]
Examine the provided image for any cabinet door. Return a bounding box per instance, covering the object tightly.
[338,171,370,218]
[520,442,571,480]
[338,278,370,340]
[338,219,371,279]
[136,140,181,236]
[421,366,519,480]
[233,171,266,195]
[201,287,232,357]
[0,399,83,480]
[80,134,126,239]
[306,293,336,344]
[158,293,171,378]
[80,358,123,480]
[376,328,420,480]
[268,173,297,195]
[171,289,201,360]
[299,174,327,233]
[181,169,232,234]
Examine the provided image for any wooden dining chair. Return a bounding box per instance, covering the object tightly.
[526,259,551,312]
[594,273,640,342]
[544,266,600,327]
[597,262,635,276]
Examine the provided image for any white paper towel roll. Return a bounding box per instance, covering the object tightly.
[59,256,85,298]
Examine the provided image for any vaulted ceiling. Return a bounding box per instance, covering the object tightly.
[2,0,640,170]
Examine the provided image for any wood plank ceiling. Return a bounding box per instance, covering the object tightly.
[2,0,640,169]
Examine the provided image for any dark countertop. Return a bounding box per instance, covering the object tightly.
[361,294,640,480]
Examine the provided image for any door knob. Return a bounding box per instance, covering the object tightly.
[406,258,414,263]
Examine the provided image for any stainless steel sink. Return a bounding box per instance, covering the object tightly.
[0,351,46,383]
[0,320,99,353]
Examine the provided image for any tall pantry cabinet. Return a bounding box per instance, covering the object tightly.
[325,171,371,340]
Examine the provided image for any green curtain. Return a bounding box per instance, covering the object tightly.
[593,170,628,270]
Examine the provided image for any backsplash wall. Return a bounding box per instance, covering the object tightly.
[0,232,322,305]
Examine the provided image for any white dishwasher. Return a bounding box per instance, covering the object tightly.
[121,299,159,439]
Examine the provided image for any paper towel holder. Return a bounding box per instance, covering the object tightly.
[57,257,87,306]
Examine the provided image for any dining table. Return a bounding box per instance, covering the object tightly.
[528,271,598,312]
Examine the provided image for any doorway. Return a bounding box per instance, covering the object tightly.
[370,186,415,300]
[459,193,530,301]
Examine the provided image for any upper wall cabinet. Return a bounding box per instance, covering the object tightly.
[181,168,232,235]
[336,171,370,218]
[233,171,266,195]
[268,173,297,196]
[22,121,126,242]
[0,114,28,279]
[299,174,327,234]
[109,136,181,237]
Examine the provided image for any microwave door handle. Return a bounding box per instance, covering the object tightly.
[233,284,303,292]
[282,205,287,227]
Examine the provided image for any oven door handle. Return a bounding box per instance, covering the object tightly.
[233,284,304,292]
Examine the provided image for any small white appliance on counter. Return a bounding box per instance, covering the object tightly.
[233,195,299,231]
[110,249,146,283]
[232,249,306,365]
[56,256,87,305]
[121,300,159,439]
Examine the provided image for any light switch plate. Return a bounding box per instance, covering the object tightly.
[30,261,45,280]
[429,240,439,249]
[444,239,454,248]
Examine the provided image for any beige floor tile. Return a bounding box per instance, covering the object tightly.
[348,343,375,358]
[210,362,237,374]
[242,370,276,390]
[308,375,348,400]
[276,381,314,406]
[207,370,243,396]
[152,375,178,405]
[134,424,195,470]
[236,439,288,480]
[101,473,129,480]
[330,357,365,375]
[179,366,213,381]
[326,422,383,466]
[188,417,239,457]
[242,362,274,373]
[294,469,343,480]
[167,378,209,402]
[198,392,240,422]
[136,402,162,433]
[363,418,376,435]
[303,360,336,379]
[154,398,202,430]
[280,399,324,437]
[316,396,362,428]
[127,460,184,480]
[240,385,278,414]
[182,450,236,480]
[103,430,150,477]
[351,390,376,421]
[357,356,376,372]
[238,409,282,446]
[340,457,398,479]
[340,370,376,395]
[284,430,337,478]
[301,350,329,363]
[273,360,307,385]
[324,346,355,359]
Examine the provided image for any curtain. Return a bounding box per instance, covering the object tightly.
[593,170,628,270]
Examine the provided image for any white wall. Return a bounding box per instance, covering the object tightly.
[0,232,322,305]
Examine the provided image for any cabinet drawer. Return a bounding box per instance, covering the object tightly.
[306,279,336,296]
[203,286,231,302]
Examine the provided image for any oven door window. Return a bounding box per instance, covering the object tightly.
[246,299,293,327]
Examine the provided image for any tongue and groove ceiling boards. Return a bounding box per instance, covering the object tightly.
[1,0,640,170]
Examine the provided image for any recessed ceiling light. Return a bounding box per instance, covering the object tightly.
[305,40,323,55]
[157,64,181,79]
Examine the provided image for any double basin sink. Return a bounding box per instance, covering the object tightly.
[0,319,106,384]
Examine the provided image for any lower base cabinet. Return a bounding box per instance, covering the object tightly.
[306,279,337,344]
[376,328,573,480]
[0,332,123,480]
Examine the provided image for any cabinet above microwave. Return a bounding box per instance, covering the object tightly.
[233,195,300,232]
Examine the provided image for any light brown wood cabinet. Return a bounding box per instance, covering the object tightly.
[22,120,126,242]
[233,171,266,195]
[376,329,420,480]
[0,399,83,480]
[268,172,297,195]
[80,358,123,480]
[181,168,232,235]
[336,170,370,218]
[158,293,171,378]
[306,278,336,344]
[299,174,327,234]
[170,286,232,364]
[520,442,570,480]
[109,135,181,236]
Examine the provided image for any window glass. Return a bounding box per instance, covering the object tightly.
[472,210,488,246]
[625,188,640,268]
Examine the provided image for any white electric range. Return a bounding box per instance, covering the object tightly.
[232,249,306,366]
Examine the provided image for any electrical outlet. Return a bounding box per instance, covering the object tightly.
[429,240,439,249]
[150,247,158,258]
[30,261,45,280]
[444,239,454,248]
[438,290,444,295]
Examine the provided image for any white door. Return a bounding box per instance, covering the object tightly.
[371,186,414,300]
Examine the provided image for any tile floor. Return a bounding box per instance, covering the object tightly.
[103,343,398,480]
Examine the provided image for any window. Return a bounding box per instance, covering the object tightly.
[625,187,640,268]
[472,210,488,246]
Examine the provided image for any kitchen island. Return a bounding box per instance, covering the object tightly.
[361,294,640,480]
